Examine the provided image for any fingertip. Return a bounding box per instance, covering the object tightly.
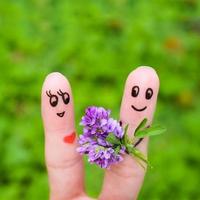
[120,66,160,132]
[42,72,71,92]
[127,66,160,88]
[44,72,68,82]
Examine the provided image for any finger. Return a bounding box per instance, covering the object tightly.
[99,66,160,200]
[41,72,85,200]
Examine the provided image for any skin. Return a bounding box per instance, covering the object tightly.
[41,66,160,200]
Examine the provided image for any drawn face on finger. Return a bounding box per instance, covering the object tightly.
[42,72,75,133]
[131,86,153,112]
[120,66,160,130]
[46,89,70,118]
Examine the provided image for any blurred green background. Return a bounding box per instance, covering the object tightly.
[0,0,200,199]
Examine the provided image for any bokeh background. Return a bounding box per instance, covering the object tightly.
[0,0,200,199]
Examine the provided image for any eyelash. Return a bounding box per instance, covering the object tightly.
[46,89,66,97]
[57,89,64,96]
[46,90,53,97]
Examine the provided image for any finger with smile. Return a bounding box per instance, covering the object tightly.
[41,72,85,200]
[99,66,160,200]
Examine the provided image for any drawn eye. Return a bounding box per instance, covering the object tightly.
[62,92,70,104]
[50,95,58,107]
[131,86,139,97]
[57,89,70,105]
[46,90,58,107]
[145,88,153,100]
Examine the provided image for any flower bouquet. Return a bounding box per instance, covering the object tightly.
[77,106,165,169]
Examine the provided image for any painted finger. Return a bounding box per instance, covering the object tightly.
[99,66,160,200]
[41,72,85,200]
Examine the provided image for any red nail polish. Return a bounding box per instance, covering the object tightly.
[63,132,76,144]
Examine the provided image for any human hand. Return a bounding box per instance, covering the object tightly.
[41,67,159,200]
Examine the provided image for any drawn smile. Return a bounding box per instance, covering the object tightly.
[131,105,147,112]
[57,111,65,117]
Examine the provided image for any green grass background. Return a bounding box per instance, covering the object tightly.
[0,0,200,199]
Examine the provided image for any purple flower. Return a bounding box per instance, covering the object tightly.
[77,106,125,169]
[87,146,123,169]
[107,118,124,138]
[80,106,111,137]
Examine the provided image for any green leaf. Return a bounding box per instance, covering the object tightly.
[135,118,148,134]
[126,144,134,153]
[131,148,152,168]
[124,124,129,135]
[106,133,121,145]
[114,146,121,154]
[126,143,152,169]
[131,148,148,164]
[135,125,166,138]
[121,124,129,145]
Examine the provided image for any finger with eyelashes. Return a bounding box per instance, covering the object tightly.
[99,66,160,200]
[41,72,85,200]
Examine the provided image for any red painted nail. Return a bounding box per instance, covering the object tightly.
[63,132,76,144]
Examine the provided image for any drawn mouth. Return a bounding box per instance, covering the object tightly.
[57,111,65,117]
[131,105,147,112]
